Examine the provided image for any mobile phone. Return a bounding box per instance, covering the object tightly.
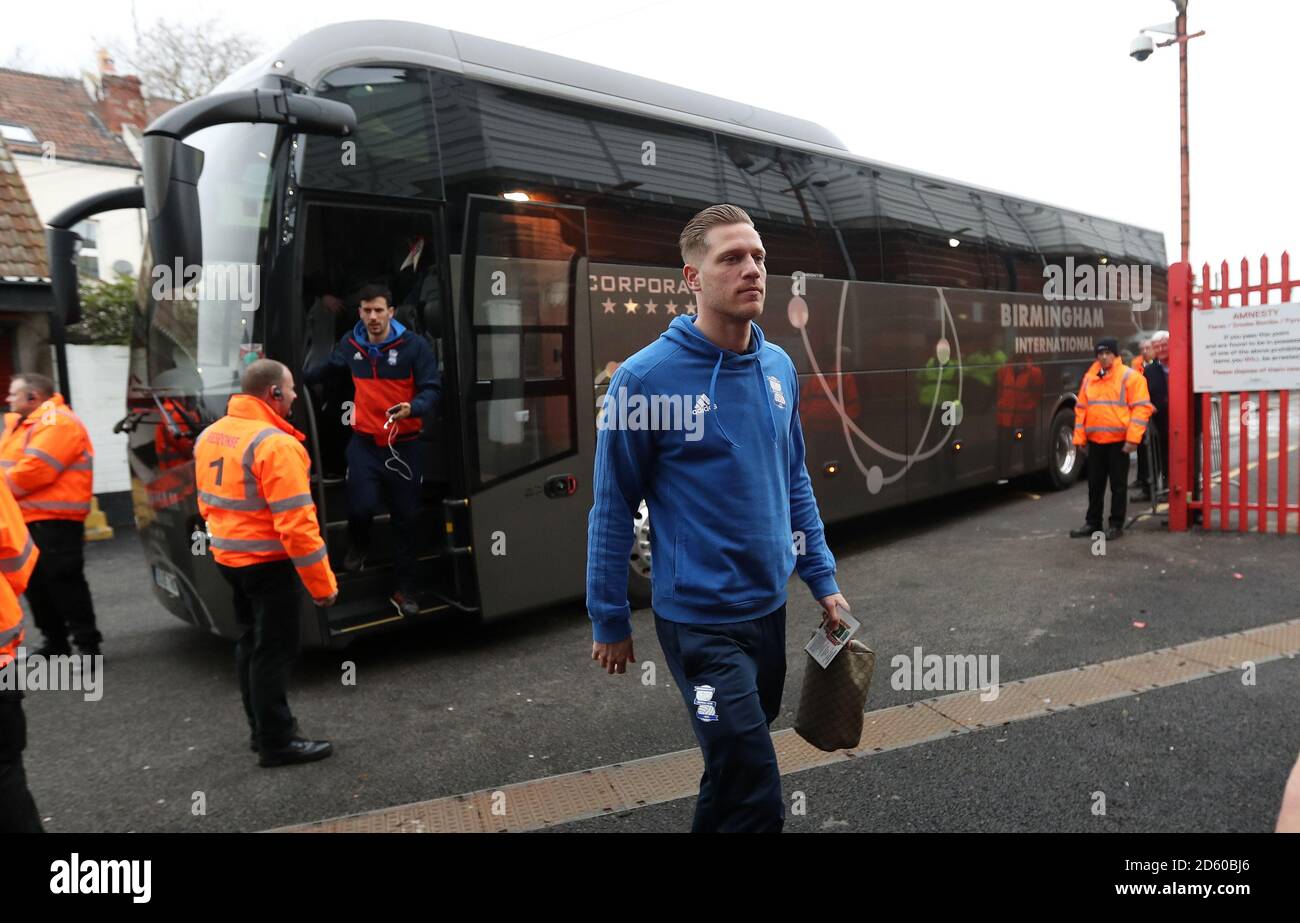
[386,403,403,417]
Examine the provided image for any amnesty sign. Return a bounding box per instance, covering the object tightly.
[1192,301,1300,393]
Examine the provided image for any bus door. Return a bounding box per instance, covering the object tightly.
[454,195,593,619]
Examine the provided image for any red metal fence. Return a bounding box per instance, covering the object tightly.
[1168,255,1300,532]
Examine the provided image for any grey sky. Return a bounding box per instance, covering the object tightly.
[5,0,1297,269]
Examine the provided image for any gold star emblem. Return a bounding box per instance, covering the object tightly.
[644,300,658,313]
[602,299,615,313]
[685,302,696,315]
[666,301,678,315]
[624,300,638,314]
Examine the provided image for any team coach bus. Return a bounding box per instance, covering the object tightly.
[44,20,1167,645]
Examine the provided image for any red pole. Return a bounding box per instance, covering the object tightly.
[1168,261,1194,529]
[1178,8,1190,264]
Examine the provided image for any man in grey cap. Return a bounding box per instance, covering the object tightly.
[1068,337,1153,539]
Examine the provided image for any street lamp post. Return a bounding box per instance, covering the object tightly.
[1131,0,1205,265]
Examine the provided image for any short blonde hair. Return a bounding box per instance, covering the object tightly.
[679,204,754,265]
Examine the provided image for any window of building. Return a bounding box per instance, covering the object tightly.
[74,220,100,279]
[0,123,37,144]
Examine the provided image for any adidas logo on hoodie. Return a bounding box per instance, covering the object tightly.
[693,394,713,415]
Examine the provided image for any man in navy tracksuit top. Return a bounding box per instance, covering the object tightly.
[586,204,850,833]
[305,283,439,616]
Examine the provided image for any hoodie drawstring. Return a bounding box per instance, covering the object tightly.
[707,353,740,448]
[705,351,779,448]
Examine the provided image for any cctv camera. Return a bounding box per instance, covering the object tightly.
[1130,35,1154,61]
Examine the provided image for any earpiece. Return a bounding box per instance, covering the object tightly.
[272,386,284,400]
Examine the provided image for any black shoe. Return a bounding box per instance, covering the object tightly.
[1106,526,1124,540]
[1130,489,1153,502]
[391,592,420,618]
[1069,525,1101,538]
[258,738,333,768]
[78,644,101,657]
[33,642,71,657]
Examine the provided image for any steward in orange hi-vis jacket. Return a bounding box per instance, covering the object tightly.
[2,373,101,656]
[195,359,337,767]
[1069,337,1154,541]
[0,475,43,832]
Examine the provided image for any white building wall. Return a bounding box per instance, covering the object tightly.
[64,343,130,495]
[12,153,144,281]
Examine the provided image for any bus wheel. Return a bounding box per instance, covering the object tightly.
[1042,407,1081,490]
[627,500,652,609]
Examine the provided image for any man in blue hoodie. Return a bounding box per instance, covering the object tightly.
[586,203,849,833]
[305,283,440,616]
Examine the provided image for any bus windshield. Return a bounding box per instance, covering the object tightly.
[136,121,277,424]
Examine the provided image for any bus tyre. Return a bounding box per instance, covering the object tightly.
[1042,407,1081,490]
[627,500,652,610]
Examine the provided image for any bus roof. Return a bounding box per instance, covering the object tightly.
[227,20,1166,262]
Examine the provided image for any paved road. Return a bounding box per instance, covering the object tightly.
[20,474,1299,832]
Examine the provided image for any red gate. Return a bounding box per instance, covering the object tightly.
[1168,255,1300,532]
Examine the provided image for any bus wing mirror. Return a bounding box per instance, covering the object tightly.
[141,89,356,293]
[44,185,146,327]
[45,227,83,326]
[143,136,205,292]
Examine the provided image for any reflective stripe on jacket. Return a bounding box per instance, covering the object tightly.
[0,477,38,666]
[194,394,337,599]
[0,394,94,523]
[1074,360,1154,446]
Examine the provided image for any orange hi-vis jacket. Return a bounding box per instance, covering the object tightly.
[1131,354,1146,375]
[0,477,38,667]
[194,394,337,599]
[1,394,95,523]
[1074,360,1154,446]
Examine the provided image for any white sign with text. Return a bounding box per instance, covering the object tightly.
[1193,301,1300,393]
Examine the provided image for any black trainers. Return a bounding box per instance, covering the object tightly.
[391,592,420,618]
[1106,525,1124,540]
[1069,525,1101,538]
[33,642,71,657]
[259,738,333,768]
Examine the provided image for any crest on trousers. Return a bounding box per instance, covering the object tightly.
[694,684,718,722]
[768,376,787,408]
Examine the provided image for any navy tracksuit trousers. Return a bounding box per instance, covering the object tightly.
[655,604,787,833]
[346,433,424,593]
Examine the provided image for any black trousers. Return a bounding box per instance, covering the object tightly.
[26,519,101,652]
[0,690,44,833]
[217,559,303,751]
[1154,412,1170,491]
[1086,440,1131,529]
[1135,430,1151,487]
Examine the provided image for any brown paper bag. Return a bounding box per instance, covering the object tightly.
[795,639,875,752]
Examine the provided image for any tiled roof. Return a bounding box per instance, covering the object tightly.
[0,137,48,277]
[0,68,138,168]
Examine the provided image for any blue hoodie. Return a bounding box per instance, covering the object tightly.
[586,315,839,643]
